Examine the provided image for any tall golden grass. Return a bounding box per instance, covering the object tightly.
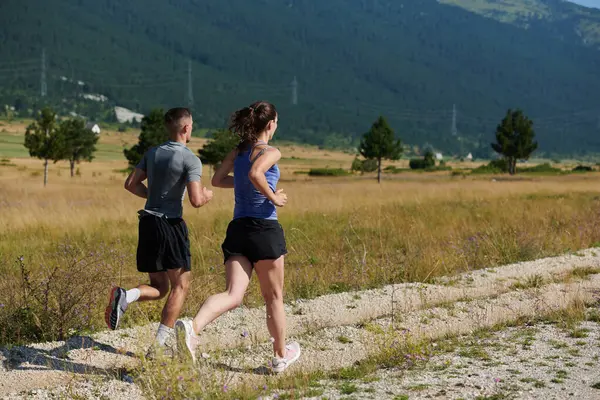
[1,135,600,344]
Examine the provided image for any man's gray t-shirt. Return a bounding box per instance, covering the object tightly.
[136,141,202,219]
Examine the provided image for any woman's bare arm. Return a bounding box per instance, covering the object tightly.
[248,148,287,207]
[211,149,237,188]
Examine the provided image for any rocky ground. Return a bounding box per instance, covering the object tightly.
[2,249,600,399]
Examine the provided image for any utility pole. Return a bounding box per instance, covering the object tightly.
[451,103,457,137]
[187,60,194,109]
[291,76,298,106]
[41,48,47,97]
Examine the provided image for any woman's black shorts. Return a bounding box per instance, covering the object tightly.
[221,217,287,265]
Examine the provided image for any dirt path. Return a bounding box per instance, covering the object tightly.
[312,318,600,399]
[2,249,600,399]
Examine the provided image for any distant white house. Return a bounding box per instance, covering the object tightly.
[435,152,443,161]
[115,106,144,124]
[85,122,101,134]
[82,93,108,102]
[466,153,473,161]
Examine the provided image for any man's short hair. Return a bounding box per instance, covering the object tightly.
[164,107,192,135]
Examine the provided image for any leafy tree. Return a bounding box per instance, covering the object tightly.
[123,109,166,168]
[423,150,436,167]
[491,109,538,175]
[59,118,99,177]
[198,129,240,172]
[24,107,65,186]
[409,150,436,170]
[359,116,402,183]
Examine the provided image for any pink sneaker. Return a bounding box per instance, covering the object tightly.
[272,341,301,373]
[175,320,201,363]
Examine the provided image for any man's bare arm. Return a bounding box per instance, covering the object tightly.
[186,181,213,208]
[124,168,148,199]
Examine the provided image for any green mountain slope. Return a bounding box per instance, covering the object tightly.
[0,0,599,156]
[443,0,600,47]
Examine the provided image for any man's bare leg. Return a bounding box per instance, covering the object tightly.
[105,272,169,331]
[161,268,191,327]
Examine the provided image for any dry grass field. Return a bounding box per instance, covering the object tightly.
[1,119,600,346]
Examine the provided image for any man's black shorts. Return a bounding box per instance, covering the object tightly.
[221,217,287,265]
[136,213,191,273]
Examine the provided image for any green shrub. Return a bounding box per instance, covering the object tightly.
[409,159,430,170]
[451,170,469,178]
[519,163,562,174]
[471,165,501,174]
[410,152,436,170]
[471,158,508,174]
[489,158,509,172]
[573,165,593,172]
[351,157,362,172]
[308,168,350,177]
[0,158,16,167]
[426,165,452,172]
[1,243,121,344]
[384,166,410,174]
[362,159,378,172]
[351,158,378,173]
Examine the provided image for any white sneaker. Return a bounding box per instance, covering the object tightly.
[175,320,200,363]
[272,341,301,373]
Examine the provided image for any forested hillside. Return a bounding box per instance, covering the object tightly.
[1,0,599,156]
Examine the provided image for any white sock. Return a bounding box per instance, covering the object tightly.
[125,288,141,304]
[156,324,174,346]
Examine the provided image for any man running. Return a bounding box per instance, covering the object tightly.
[105,107,213,355]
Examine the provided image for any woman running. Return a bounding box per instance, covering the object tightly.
[175,101,300,373]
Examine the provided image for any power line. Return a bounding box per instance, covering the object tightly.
[102,80,183,88]
[0,59,39,68]
[0,67,39,75]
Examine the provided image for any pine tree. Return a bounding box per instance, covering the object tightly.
[359,116,402,183]
[198,129,239,173]
[123,109,166,168]
[60,118,99,177]
[491,109,538,175]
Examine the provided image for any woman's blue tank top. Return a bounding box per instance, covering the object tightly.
[233,142,280,220]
